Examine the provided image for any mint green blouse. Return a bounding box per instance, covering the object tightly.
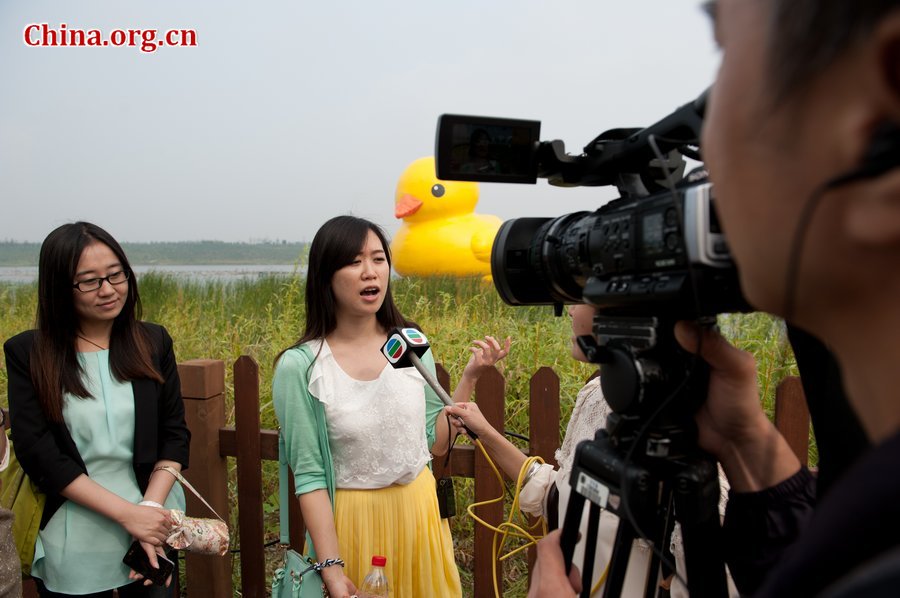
[30,350,185,593]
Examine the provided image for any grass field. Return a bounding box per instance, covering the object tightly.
[0,274,801,596]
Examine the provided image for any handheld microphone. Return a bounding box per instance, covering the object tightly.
[381,327,479,440]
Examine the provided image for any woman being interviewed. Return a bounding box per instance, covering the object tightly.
[273,215,507,598]
[4,222,189,597]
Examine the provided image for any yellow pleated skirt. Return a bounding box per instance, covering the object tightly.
[334,467,462,597]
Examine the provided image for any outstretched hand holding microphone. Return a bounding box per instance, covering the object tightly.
[380,328,511,441]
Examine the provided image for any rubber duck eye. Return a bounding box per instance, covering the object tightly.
[431,184,445,198]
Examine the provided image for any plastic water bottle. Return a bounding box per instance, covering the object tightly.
[359,555,389,598]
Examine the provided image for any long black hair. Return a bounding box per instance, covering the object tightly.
[31,222,162,422]
[279,215,415,360]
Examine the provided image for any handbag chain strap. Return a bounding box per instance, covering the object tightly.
[153,465,227,523]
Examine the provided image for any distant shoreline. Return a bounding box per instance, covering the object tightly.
[0,241,308,267]
[0,264,305,284]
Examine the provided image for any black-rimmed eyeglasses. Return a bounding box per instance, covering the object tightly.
[72,270,130,292]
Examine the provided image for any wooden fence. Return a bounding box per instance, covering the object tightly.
[21,360,811,597]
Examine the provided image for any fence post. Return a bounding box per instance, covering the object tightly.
[774,376,811,466]
[178,359,233,598]
[234,356,266,598]
[527,367,562,575]
[473,367,505,598]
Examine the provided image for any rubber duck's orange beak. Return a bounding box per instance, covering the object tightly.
[395,194,423,219]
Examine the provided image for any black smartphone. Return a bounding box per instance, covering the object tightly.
[122,540,174,586]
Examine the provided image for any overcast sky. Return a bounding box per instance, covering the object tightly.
[1,1,720,243]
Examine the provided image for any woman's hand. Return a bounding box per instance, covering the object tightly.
[322,565,357,598]
[119,504,172,547]
[128,542,173,587]
[461,335,511,383]
[528,529,581,597]
[448,335,512,416]
[445,401,497,440]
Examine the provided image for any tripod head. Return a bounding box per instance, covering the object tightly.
[579,315,712,458]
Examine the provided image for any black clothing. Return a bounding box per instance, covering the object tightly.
[822,546,900,598]
[720,328,886,596]
[750,430,900,597]
[722,468,817,594]
[3,323,191,527]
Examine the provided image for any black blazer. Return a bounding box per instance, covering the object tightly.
[3,322,191,527]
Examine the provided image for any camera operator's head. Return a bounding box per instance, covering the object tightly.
[702,1,900,333]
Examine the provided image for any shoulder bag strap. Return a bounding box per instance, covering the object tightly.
[154,465,226,523]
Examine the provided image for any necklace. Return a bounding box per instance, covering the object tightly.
[77,335,108,351]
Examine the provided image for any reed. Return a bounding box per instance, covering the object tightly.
[0,275,800,596]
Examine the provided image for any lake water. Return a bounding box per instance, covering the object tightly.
[0,264,303,284]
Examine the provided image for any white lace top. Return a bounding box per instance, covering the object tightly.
[306,340,432,489]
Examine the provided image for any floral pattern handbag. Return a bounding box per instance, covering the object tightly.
[154,465,230,556]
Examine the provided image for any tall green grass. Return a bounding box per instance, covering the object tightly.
[0,275,800,596]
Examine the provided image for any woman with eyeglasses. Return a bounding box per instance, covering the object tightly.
[3,222,190,597]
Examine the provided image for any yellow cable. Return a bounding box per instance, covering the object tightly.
[465,438,612,597]
[465,439,546,598]
[592,562,609,595]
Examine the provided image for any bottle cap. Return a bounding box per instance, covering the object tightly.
[372,555,387,567]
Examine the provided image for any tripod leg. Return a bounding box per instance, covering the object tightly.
[602,512,638,598]
[645,492,677,598]
[677,516,728,597]
[561,486,587,576]
[580,503,602,598]
[641,487,676,598]
[674,459,728,597]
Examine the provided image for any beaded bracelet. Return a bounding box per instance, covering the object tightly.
[313,558,345,572]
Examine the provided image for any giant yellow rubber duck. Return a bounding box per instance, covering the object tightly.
[391,156,501,278]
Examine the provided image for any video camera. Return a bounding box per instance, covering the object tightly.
[435,92,747,317]
[435,91,749,424]
[435,92,746,596]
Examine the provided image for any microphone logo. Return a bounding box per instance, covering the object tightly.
[381,328,431,367]
[402,328,428,346]
[384,333,408,364]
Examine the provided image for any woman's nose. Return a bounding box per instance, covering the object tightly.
[97,279,116,294]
